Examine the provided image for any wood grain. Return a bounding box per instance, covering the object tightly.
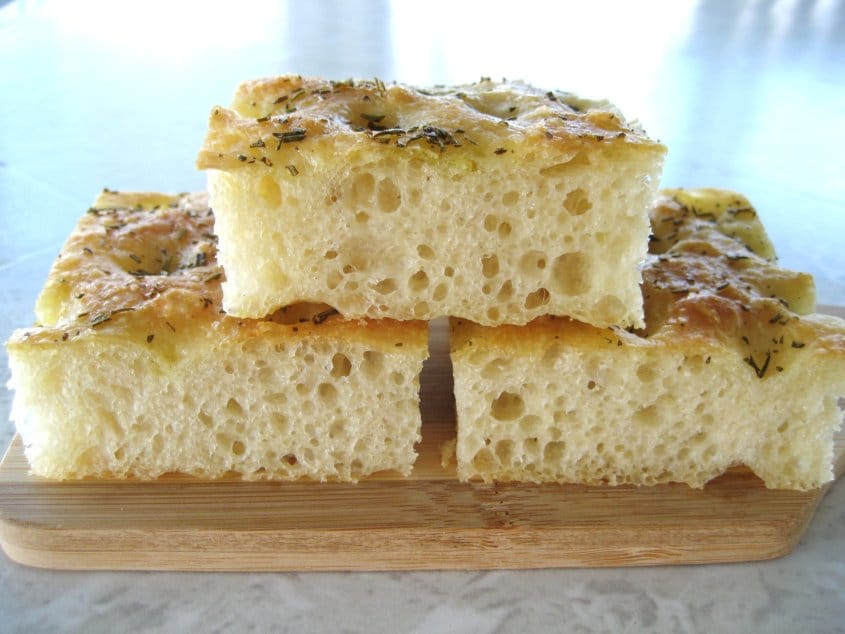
[1,310,843,572]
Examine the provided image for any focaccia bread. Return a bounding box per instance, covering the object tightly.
[451,189,845,490]
[197,76,666,327]
[6,191,428,481]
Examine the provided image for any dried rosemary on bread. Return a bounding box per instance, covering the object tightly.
[7,191,428,481]
[197,76,665,327]
[451,189,845,490]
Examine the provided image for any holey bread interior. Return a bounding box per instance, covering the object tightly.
[197,76,666,327]
[451,189,845,490]
[6,191,428,481]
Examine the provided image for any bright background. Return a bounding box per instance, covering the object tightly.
[2,0,842,312]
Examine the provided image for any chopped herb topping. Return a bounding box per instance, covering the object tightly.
[729,207,756,218]
[146,334,155,343]
[89,313,111,327]
[371,128,405,138]
[285,164,299,176]
[396,133,424,148]
[272,128,307,148]
[386,125,461,150]
[690,207,717,221]
[312,308,339,324]
[421,125,459,150]
[768,312,789,326]
[744,351,771,378]
[494,147,507,155]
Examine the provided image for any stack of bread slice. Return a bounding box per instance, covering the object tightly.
[7,76,844,490]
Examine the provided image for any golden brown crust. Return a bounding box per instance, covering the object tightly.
[450,188,844,489]
[452,189,845,375]
[196,76,665,171]
[10,191,427,352]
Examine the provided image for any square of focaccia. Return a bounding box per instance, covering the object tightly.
[197,76,666,327]
[451,189,845,490]
[7,191,428,481]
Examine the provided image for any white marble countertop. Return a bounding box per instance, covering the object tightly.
[1,1,844,631]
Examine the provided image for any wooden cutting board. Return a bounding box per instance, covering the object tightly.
[1,310,844,572]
